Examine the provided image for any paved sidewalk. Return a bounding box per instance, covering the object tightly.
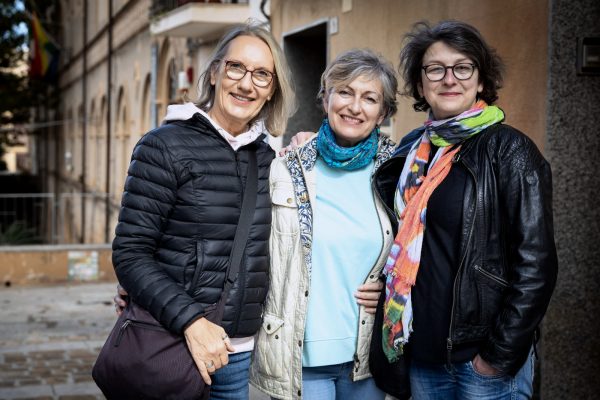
[0,282,268,400]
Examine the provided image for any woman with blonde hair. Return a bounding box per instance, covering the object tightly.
[251,48,399,400]
[110,22,294,399]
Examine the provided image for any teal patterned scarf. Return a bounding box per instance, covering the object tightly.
[316,118,379,170]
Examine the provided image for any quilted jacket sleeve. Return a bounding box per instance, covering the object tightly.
[480,129,558,374]
[112,129,205,334]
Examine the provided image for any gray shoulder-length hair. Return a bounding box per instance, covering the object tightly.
[196,22,295,137]
[317,49,398,120]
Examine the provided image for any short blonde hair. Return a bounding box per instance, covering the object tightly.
[196,22,295,137]
[318,49,398,120]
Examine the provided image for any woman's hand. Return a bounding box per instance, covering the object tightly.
[354,281,384,314]
[114,284,129,316]
[472,354,501,376]
[278,131,315,156]
[184,318,235,385]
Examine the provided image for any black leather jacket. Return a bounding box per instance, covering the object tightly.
[373,123,557,375]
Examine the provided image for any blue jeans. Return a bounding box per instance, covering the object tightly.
[210,351,252,400]
[299,362,385,400]
[410,352,534,400]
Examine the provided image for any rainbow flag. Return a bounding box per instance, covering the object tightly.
[29,12,59,82]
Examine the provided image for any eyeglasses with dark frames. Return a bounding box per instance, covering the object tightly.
[223,60,275,88]
[422,63,477,82]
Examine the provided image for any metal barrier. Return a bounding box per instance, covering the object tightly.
[0,193,115,245]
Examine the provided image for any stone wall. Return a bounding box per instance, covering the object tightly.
[542,0,600,398]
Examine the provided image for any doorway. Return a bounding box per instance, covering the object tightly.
[282,20,328,146]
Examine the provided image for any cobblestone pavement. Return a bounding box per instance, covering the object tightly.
[0,282,268,400]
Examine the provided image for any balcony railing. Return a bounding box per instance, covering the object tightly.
[149,0,251,38]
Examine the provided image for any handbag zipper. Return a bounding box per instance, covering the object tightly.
[114,319,166,347]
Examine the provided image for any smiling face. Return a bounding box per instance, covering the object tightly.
[208,35,275,136]
[418,41,483,120]
[324,75,385,147]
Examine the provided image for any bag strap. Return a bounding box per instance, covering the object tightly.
[214,149,258,313]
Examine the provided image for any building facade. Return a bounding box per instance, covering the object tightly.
[45,0,557,245]
[33,1,600,397]
[42,0,265,244]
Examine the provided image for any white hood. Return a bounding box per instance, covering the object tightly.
[162,102,266,151]
[163,102,204,123]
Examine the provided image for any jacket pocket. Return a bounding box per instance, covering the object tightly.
[270,185,299,235]
[473,264,508,323]
[474,264,509,288]
[254,313,285,379]
[190,240,205,292]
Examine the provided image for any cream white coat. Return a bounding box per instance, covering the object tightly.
[250,137,395,399]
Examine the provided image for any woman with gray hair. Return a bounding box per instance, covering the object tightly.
[110,22,294,399]
[250,48,398,400]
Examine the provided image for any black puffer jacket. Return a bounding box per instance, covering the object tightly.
[374,123,557,375]
[112,113,274,336]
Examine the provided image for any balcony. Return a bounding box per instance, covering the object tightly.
[150,0,251,38]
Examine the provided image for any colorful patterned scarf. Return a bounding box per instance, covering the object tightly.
[382,101,504,362]
[316,118,379,170]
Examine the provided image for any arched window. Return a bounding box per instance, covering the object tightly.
[65,108,74,175]
[156,38,170,121]
[88,99,96,187]
[167,59,178,104]
[97,95,106,192]
[141,73,152,135]
[115,86,130,197]
[75,104,84,181]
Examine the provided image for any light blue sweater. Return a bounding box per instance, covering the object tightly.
[302,158,383,367]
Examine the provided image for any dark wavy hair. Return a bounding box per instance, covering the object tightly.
[399,20,504,112]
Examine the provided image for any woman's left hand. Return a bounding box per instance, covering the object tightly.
[354,281,384,314]
[472,354,501,376]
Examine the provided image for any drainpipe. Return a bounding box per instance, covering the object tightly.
[81,0,88,243]
[104,0,113,243]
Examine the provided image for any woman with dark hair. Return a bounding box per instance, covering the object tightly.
[372,20,557,399]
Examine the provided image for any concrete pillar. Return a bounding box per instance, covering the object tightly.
[543,0,600,398]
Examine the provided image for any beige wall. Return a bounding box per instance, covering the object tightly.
[0,245,115,286]
[271,0,549,150]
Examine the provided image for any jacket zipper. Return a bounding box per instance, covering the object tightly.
[473,265,509,287]
[190,241,204,293]
[234,151,241,177]
[115,319,166,347]
[446,153,477,368]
